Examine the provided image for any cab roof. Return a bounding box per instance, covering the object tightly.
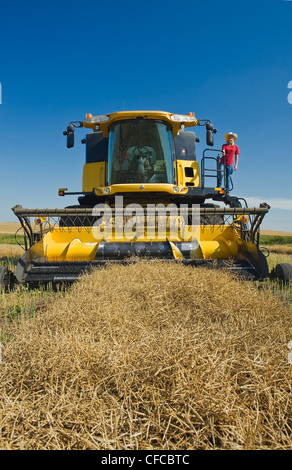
[82,110,198,136]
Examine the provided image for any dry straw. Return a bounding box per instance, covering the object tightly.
[0,261,291,450]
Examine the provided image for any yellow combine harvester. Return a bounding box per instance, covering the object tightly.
[3,110,291,288]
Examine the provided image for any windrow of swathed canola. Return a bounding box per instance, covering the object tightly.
[0,261,291,450]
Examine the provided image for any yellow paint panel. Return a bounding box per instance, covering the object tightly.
[82,111,198,137]
[82,162,106,192]
[27,223,257,263]
[94,183,188,196]
[176,160,200,187]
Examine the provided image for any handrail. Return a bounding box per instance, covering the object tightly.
[201,148,233,191]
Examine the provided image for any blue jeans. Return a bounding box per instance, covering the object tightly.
[218,164,233,191]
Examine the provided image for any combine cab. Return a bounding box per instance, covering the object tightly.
[4,110,291,288]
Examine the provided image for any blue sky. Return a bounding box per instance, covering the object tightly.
[1,0,292,231]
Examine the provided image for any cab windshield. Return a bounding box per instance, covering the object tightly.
[108,119,174,185]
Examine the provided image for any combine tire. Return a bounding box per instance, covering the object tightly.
[200,204,224,225]
[275,263,292,283]
[0,266,14,291]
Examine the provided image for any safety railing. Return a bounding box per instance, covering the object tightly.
[201,149,233,191]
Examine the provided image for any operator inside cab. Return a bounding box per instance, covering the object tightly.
[108,118,174,185]
[121,146,156,182]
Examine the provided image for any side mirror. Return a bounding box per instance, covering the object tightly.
[63,124,75,148]
[206,129,214,146]
[206,123,214,146]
